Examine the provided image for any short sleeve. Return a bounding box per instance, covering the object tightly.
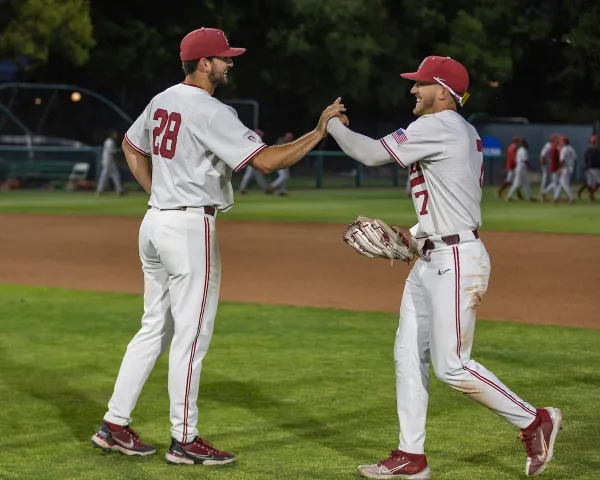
[205,106,267,172]
[540,143,550,157]
[379,116,445,168]
[125,105,151,156]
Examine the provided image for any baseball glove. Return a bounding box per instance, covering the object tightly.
[342,216,414,263]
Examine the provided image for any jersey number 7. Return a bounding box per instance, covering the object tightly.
[153,109,182,159]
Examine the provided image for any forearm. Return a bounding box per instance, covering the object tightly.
[326,117,391,166]
[251,130,323,174]
[122,141,152,194]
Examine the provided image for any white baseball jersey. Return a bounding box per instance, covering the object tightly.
[102,137,118,167]
[380,110,483,237]
[125,82,266,211]
[540,142,551,158]
[559,145,577,171]
[516,146,529,167]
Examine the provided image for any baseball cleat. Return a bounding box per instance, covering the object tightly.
[357,449,431,479]
[519,407,563,477]
[165,436,236,465]
[91,421,156,456]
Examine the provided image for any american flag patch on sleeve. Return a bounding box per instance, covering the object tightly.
[392,129,408,145]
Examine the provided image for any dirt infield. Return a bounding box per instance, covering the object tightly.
[1,213,598,328]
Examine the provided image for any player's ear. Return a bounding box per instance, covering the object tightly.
[198,58,210,73]
[438,85,447,101]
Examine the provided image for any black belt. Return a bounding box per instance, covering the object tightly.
[424,229,479,252]
[147,205,216,217]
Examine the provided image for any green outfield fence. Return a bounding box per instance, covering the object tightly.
[0,145,505,190]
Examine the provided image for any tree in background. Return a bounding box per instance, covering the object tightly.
[1,0,599,139]
[0,0,94,66]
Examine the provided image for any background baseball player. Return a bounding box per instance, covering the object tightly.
[95,128,124,196]
[579,135,600,201]
[267,131,295,195]
[497,136,521,198]
[541,134,562,200]
[506,138,536,202]
[239,128,270,194]
[91,27,347,465]
[554,136,576,203]
[538,134,555,199]
[326,56,562,479]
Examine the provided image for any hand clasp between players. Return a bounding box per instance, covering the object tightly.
[317,97,350,137]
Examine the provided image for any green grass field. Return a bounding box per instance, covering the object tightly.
[1,188,598,478]
[0,187,599,234]
[1,285,599,480]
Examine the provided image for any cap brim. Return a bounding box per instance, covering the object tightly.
[400,72,433,82]
[218,47,246,57]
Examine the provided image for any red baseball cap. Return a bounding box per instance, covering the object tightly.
[180,28,245,61]
[590,135,597,144]
[401,56,470,105]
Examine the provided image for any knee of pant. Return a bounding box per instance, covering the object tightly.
[394,345,429,369]
[432,362,464,386]
[137,319,173,340]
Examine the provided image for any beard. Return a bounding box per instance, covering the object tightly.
[208,67,228,86]
[413,96,434,116]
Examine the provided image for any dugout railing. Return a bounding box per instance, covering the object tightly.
[0,145,514,190]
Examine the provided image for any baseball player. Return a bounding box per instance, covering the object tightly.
[541,134,562,200]
[91,27,347,465]
[506,138,536,202]
[326,56,562,479]
[538,134,555,200]
[497,136,520,198]
[95,129,124,196]
[239,128,270,194]
[554,136,576,203]
[267,131,295,195]
[578,135,600,201]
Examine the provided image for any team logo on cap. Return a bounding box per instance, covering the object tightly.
[248,135,257,142]
[221,31,230,46]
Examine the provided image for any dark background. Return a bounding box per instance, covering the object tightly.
[0,0,599,146]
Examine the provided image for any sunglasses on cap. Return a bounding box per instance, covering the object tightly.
[433,76,471,107]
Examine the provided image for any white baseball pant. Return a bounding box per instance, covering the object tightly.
[554,168,574,201]
[539,164,549,192]
[97,161,123,193]
[542,172,559,195]
[240,165,268,190]
[271,168,290,193]
[506,165,532,199]
[395,234,537,454]
[586,168,600,188]
[104,207,221,443]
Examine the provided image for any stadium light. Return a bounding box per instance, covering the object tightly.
[71,91,82,102]
[34,97,42,105]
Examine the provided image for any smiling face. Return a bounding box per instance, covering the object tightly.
[207,56,233,86]
[410,81,442,116]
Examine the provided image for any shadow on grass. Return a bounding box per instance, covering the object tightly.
[0,353,105,445]
[456,448,523,478]
[202,378,375,459]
